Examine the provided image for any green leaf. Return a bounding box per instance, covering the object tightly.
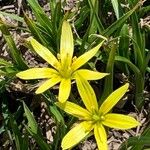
[74,6,90,29]
[100,42,117,103]
[27,0,53,35]
[111,0,119,19]
[128,1,144,70]
[50,105,65,124]
[119,24,129,57]
[88,0,104,33]
[0,58,13,67]
[103,2,140,37]
[0,20,28,70]
[25,125,51,150]
[9,115,23,150]
[0,11,24,22]
[115,56,144,109]
[129,123,150,150]
[23,102,38,134]
[119,136,150,150]
[24,13,54,52]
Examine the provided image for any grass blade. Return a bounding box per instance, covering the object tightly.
[23,102,38,134]
[0,11,24,22]
[115,56,144,109]
[103,2,140,37]
[25,125,51,150]
[0,20,28,70]
[111,0,119,19]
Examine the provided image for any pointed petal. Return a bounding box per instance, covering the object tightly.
[62,121,93,150]
[35,76,61,94]
[73,69,108,80]
[56,101,91,120]
[16,68,58,80]
[60,21,73,68]
[72,41,104,71]
[75,74,98,113]
[94,124,108,150]
[58,78,71,103]
[103,113,140,129]
[99,83,129,114]
[28,37,60,69]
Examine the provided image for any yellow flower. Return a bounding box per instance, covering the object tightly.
[56,80,140,150]
[16,21,108,102]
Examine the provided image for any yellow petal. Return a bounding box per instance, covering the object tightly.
[16,68,58,80]
[75,74,98,113]
[58,78,71,103]
[35,76,61,94]
[60,21,73,68]
[73,69,109,80]
[56,101,91,120]
[103,113,140,129]
[71,41,104,71]
[94,124,108,150]
[99,83,129,114]
[28,37,60,69]
[62,121,93,150]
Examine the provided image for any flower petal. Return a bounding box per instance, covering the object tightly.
[71,41,104,71]
[103,113,140,129]
[62,121,93,150]
[94,124,108,150]
[16,68,58,80]
[28,37,60,69]
[35,76,61,94]
[58,78,71,103]
[73,69,108,80]
[60,21,73,68]
[56,101,91,120]
[75,74,98,113]
[99,83,129,114]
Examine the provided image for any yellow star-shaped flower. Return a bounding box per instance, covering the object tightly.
[56,79,140,150]
[16,21,108,102]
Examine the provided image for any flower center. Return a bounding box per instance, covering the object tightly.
[92,113,105,123]
[59,67,73,78]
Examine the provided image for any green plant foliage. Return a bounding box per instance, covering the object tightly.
[0,0,149,149]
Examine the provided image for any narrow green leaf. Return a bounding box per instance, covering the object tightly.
[50,105,65,124]
[21,132,29,150]
[25,125,51,150]
[0,21,28,70]
[118,24,130,74]
[88,0,104,33]
[0,58,13,67]
[9,115,23,150]
[119,136,150,150]
[100,43,117,103]
[115,56,144,109]
[119,24,129,57]
[0,11,24,22]
[74,6,90,29]
[49,0,56,20]
[103,2,140,36]
[24,13,54,52]
[111,0,119,19]
[139,5,150,17]
[27,0,53,35]
[128,1,144,70]
[23,102,38,134]
[147,67,150,73]
[130,123,150,150]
